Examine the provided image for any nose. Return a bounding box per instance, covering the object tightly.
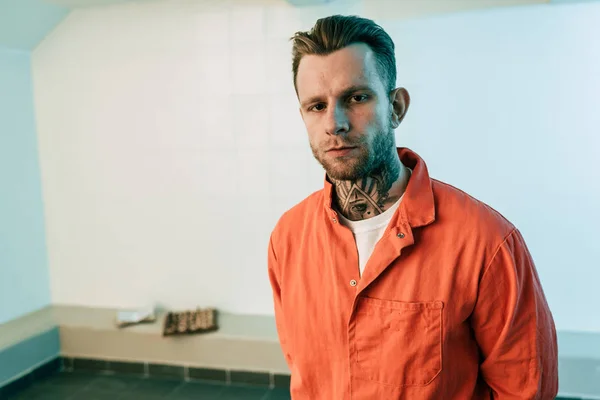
[325,103,349,136]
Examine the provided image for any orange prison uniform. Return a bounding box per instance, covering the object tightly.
[267,147,558,399]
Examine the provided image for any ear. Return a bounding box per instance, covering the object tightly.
[390,88,410,129]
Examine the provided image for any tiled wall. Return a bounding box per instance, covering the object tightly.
[30,0,600,335]
[31,0,364,315]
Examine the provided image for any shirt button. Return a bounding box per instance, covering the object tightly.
[397,232,405,238]
[350,279,357,287]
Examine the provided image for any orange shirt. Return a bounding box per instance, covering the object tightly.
[268,147,558,399]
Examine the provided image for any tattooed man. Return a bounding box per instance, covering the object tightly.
[267,15,558,400]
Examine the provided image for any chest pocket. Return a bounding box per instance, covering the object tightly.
[352,296,443,387]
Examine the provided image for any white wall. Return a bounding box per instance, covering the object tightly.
[32,0,600,327]
[32,0,352,315]
[385,1,600,332]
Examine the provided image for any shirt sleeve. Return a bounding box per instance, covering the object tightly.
[470,228,559,399]
[267,234,294,370]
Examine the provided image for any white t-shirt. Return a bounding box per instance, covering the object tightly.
[337,196,403,277]
[335,167,412,277]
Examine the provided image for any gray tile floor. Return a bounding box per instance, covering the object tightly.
[3,371,291,400]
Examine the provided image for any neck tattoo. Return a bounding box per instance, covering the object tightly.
[331,161,402,221]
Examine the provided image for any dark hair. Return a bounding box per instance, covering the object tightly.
[290,15,397,95]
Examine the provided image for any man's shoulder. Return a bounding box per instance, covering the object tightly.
[270,188,325,243]
[431,178,516,237]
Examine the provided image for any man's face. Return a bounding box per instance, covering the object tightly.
[297,43,396,181]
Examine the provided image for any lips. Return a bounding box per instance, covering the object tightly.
[326,146,356,152]
[326,146,356,157]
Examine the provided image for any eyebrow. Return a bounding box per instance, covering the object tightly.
[300,85,375,108]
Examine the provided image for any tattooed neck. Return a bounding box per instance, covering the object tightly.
[330,159,407,221]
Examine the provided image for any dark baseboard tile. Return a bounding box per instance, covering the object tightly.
[188,367,227,383]
[109,360,146,376]
[62,356,74,371]
[274,373,291,388]
[32,357,63,381]
[71,357,108,372]
[0,357,62,398]
[147,363,185,379]
[0,373,35,398]
[65,357,145,376]
[230,370,271,386]
[60,356,291,388]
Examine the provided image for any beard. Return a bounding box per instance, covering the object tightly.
[311,127,396,182]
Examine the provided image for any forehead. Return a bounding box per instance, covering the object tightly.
[296,42,383,101]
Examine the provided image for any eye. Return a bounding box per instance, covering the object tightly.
[350,94,368,103]
[308,103,326,112]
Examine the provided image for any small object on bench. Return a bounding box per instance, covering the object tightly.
[162,307,218,336]
[115,305,156,328]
